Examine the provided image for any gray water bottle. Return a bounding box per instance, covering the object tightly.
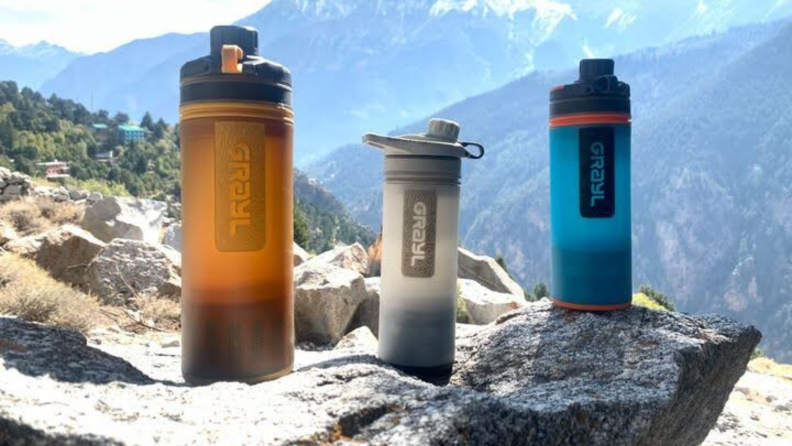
[363,119,484,378]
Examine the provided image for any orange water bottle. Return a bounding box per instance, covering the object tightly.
[179,25,294,384]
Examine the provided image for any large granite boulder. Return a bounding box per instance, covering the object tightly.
[86,239,182,305]
[457,278,526,324]
[0,301,759,446]
[458,247,525,297]
[82,197,167,243]
[294,261,368,344]
[308,243,369,275]
[10,224,106,289]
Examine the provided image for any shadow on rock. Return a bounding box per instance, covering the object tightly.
[0,417,123,446]
[0,317,155,385]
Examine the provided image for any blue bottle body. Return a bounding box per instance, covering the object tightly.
[550,123,632,309]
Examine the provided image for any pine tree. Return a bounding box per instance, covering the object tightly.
[140,112,155,131]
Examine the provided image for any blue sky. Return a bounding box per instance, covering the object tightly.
[0,0,271,53]
[2,0,792,55]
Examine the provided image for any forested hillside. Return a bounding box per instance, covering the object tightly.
[0,81,373,252]
[308,21,792,360]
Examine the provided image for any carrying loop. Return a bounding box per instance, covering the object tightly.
[461,142,485,159]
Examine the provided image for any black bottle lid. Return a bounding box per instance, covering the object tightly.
[550,59,630,118]
[180,25,292,108]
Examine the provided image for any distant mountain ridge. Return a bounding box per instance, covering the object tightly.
[35,0,792,162]
[0,40,79,90]
[305,19,792,361]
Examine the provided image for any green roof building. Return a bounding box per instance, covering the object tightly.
[118,125,146,144]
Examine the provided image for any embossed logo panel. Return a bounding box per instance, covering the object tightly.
[402,189,437,278]
[215,121,266,251]
[579,127,615,218]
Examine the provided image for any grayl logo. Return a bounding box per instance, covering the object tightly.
[402,189,436,277]
[579,127,615,218]
[215,121,266,251]
[410,201,428,267]
[228,142,251,236]
[589,141,606,208]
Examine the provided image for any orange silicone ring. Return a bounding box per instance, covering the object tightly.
[549,113,631,128]
[551,298,632,312]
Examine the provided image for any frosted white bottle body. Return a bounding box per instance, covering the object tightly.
[379,181,460,369]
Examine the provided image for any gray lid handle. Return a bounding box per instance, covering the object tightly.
[461,141,485,159]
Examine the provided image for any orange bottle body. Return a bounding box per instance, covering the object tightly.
[180,102,294,384]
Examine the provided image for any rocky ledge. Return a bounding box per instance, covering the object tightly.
[0,300,759,446]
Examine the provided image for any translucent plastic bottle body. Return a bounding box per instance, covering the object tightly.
[379,181,460,372]
[550,124,632,309]
[180,103,294,384]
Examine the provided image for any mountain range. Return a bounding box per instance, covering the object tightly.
[0,40,79,90]
[26,0,792,163]
[306,19,792,362]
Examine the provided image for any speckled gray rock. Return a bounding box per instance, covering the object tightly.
[0,301,759,446]
[82,197,167,243]
[457,247,524,297]
[86,239,181,304]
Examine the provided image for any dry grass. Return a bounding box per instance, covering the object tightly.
[0,197,84,236]
[129,294,181,331]
[749,357,792,381]
[0,253,100,333]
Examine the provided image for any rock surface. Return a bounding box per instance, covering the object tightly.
[308,243,369,275]
[293,261,367,344]
[82,197,167,243]
[86,239,182,305]
[0,301,760,446]
[458,247,525,297]
[457,278,526,324]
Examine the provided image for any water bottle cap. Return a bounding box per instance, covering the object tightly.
[426,119,460,142]
[579,59,614,80]
[549,58,630,119]
[210,26,259,56]
[362,118,484,160]
[180,25,292,108]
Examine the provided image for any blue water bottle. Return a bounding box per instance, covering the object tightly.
[549,59,632,311]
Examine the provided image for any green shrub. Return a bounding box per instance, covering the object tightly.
[632,293,669,311]
[638,285,676,311]
[456,283,470,323]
